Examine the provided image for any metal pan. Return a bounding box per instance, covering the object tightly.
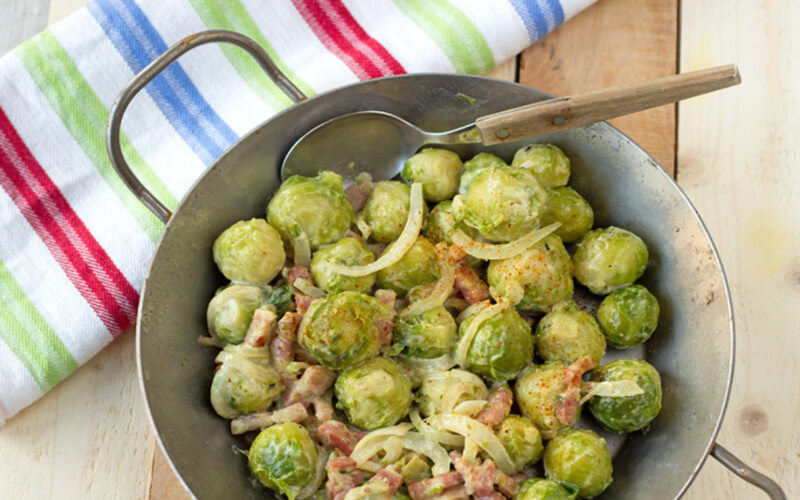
[106,31,785,499]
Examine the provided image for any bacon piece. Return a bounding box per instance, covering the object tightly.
[495,472,525,498]
[287,265,312,287]
[450,452,497,497]
[375,317,393,346]
[454,261,490,304]
[312,396,335,422]
[271,312,301,382]
[295,294,314,315]
[439,487,470,500]
[374,289,396,346]
[345,183,372,212]
[285,365,336,405]
[555,355,598,425]
[374,289,397,309]
[326,456,365,500]
[318,420,365,456]
[408,472,465,500]
[476,386,513,427]
[243,307,277,347]
[229,402,307,435]
[368,466,404,496]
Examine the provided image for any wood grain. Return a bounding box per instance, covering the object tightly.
[518,0,678,174]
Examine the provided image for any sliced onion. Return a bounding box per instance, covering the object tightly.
[462,438,479,465]
[396,353,457,375]
[441,382,486,413]
[444,297,469,313]
[455,300,490,324]
[580,380,645,405]
[402,432,451,476]
[455,301,510,367]
[410,407,464,447]
[451,223,561,261]
[354,215,372,240]
[291,229,311,268]
[327,183,424,277]
[350,424,412,466]
[401,243,456,318]
[297,445,328,500]
[429,413,516,474]
[452,400,488,418]
[216,347,277,385]
[294,278,326,299]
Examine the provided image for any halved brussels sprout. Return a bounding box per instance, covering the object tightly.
[206,285,263,344]
[497,415,544,473]
[596,284,660,348]
[212,218,285,285]
[535,300,606,364]
[514,362,575,438]
[394,306,457,359]
[572,226,649,295]
[377,236,439,297]
[541,187,594,243]
[298,291,390,370]
[543,428,613,498]
[402,147,462,202]
[248,423,321,500]
[335,357,413,430]
[458,152,508,195]
[458,304,533,380]
[310,237,376,294]
[455,166,547,242]
[516,478,579,500]
[487,234,574,313]
[363,181,427,243]
[511,144,570,188]
[589,359,662,433]
[210,344,282,418]
[267,171,354,250]
[417,368,488,417]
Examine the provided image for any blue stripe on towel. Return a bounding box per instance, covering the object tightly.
[88,0,238,165]
[508,0,558,43]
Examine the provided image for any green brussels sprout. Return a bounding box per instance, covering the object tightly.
[335,357,413,430]
[377,236,438,297]
[298,291,390,370]
[267,171,354,250]
[516,478,579,500]
[497,415,544,473]
[206,285,263,344]
[572,226,649,295]
[541,187,594,243]
[511,144,570,188]
[589,359,662,433]
[363,181,427,244]
[596,284,660,348]
[456,166,547,242]
[535,300,606,364]
[458,304,533,380]
[402,147,462,202]
[458,152,508,194]
[212,218,285,285]
[310,237,376,294]
[248,423,322,500]
[487,235,574,313]
[394,306,457,359]
[543,429,613,498]
[210,344,282,418]
[262,284,293,318]
[417,368,488,417]
[514,362,576,438]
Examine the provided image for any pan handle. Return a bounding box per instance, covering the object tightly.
[710,443,786,499]
[106,30,307,224]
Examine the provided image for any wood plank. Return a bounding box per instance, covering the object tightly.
[678,0,800,498]
[517,0,678,175]
[0,0,51,56]
[46,0,89,23]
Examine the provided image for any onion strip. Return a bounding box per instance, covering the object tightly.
[290,229,311,268]
[429,413,516,474]
[401,432,451,476]
[451,222,561,260]
[350,424,412,466]
[401,243,456,317]
[410,408,464,447]
[580,380,645,405]
[452,400,488,417]
[455,301,509,367]
[354,215,372,240]
[327,183,424,277]
[293,278,326,299]
[456,300,490,324]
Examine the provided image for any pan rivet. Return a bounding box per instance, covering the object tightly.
[553,115,567,126]
[496,128,509,139]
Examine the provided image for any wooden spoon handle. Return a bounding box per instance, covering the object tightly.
[475,64,741,145]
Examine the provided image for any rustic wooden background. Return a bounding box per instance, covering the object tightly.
[0,0,797,498]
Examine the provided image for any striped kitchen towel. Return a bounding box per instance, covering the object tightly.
[0,0,593,424]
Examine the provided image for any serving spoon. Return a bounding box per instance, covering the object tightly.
[281,65,740,181]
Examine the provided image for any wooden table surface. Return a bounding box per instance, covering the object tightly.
[1,0,797,498]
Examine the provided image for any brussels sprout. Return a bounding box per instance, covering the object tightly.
[589,359,662,433]
[487,235,574,313]
[514,362,575,438]
[377,237,438,297]
[210,344,282,418]
[511,144,570,189]
[458,152,508,194]
[298,291,390,370]
[572,226,649,295]
[263,284,293,318]
[534,300,606,364]
[516,478,579,500]
[335,357,413,430]
[363,181,427,244]
[543,429,613,498]
[456,166,547,242]
[248,423,321,500]
[596,284,659,348]
[458,304,533,380]
[541,187,594,243]
[212,218,285,285]
[402,147,462,202]
[206,285,263,344]
[394,306,457,359]
[267,171,354,250]
[497,415,544,473]
[417,369,488,417]
[311,237,376,294]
